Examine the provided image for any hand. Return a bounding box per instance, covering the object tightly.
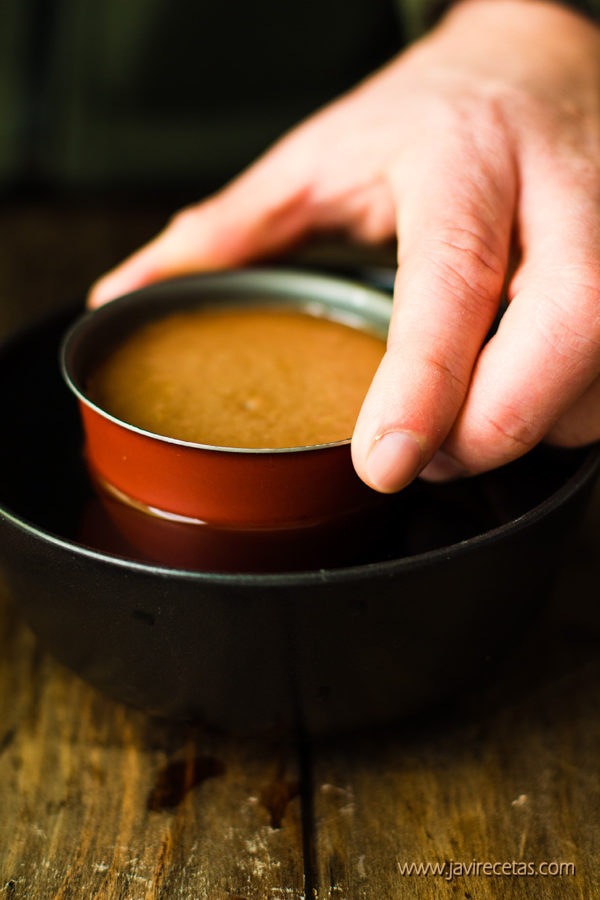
[89,0,600,493]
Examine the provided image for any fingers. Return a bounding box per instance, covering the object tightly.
[421,162,600,479]
[88,143,314,307]
[352,127,516,491]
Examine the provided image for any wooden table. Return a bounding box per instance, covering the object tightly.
[0,201,599,899]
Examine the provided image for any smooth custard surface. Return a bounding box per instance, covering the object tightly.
[87,306,386,449]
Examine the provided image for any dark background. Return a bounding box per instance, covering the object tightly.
[1,0,403,198]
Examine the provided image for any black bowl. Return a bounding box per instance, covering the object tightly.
[0,302,598,734]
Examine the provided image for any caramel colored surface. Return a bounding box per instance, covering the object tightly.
[87,307,386,448]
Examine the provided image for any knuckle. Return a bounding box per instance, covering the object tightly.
[476,402,540,453]
[430,222,506,285]
[385,339,470,400]
[418,348,470,397]
[405,222,507,323]
[167,204,206,233]
[350,211,395,244]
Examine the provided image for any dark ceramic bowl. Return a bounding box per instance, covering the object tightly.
[0,293,598,735]
[60,269,391,529]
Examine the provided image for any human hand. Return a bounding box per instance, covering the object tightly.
[89,0,600,493]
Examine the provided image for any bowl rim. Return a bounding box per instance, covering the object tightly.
[1,444,598,586]
[60,267,393,455]
[2,275,599,586]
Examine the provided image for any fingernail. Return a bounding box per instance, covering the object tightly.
[366,430,424,493]
[419,449,466,482]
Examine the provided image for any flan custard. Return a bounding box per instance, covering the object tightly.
[86,306,386,449]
